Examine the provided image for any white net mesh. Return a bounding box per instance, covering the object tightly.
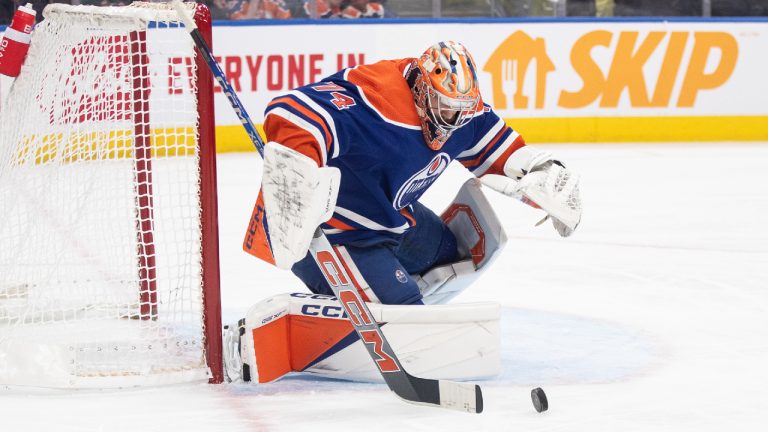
[0,2,214,388]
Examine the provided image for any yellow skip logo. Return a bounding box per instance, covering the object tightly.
[484,31,554,110]
[484,30,738,110]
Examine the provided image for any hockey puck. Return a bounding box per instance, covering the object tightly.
[531,387,548,413]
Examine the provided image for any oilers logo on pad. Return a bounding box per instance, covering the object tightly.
[393,153,450,209]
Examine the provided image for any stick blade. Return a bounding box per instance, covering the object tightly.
[438,381,483,414]
[391,375,483,414]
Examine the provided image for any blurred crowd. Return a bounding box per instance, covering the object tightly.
[2,0,767,25]
[0,0,390,22]
[206,0,390,19]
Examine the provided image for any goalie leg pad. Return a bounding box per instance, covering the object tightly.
[231,293,501,383]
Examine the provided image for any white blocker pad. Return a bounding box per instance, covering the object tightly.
[414,178,508,304]
[227,293,500,384]
[261,142,340,269]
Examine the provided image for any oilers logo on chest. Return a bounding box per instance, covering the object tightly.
[393,152,450,209]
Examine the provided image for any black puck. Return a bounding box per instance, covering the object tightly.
[531,387,548,413]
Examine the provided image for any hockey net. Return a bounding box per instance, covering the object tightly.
[0,2,222,387]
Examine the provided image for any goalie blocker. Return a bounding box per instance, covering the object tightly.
[227,178,507,383]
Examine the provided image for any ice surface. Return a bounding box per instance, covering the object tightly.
[2,143,767,431]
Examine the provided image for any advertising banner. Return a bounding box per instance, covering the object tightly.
[3,19,767,149]
[205,20,768,148]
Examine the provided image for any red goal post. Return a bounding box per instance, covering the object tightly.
[0,2,222,387]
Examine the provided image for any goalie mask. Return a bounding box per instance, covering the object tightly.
[406,41,481,151]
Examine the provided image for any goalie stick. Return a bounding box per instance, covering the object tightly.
[172,1,483,414]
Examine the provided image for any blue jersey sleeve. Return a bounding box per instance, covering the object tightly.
[264,79,359,165]
[455,104,525,177]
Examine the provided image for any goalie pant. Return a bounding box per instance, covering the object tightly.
[290,200,459,305]
[290,177,509,306]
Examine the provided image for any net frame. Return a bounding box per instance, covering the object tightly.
[0,2,222,387]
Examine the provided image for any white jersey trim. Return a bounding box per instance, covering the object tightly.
[287,90,341,160]
[457,117,505,159]
[334,206,410,234]
[472,130,520,177]
[265,108,328,165]
[343,68,421,131]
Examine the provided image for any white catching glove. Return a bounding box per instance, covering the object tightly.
[481,146,582,237]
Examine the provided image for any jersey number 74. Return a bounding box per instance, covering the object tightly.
[312,82,357,110]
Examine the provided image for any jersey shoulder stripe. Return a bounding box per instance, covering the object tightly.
[458,124,512,169]
[265,93,336,164]
[286,89,341,160]
[457,117,506,159]
[264,106,328,165]
[345,59,421,130]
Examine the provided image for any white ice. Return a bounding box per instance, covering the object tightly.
[2,143,767,431]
